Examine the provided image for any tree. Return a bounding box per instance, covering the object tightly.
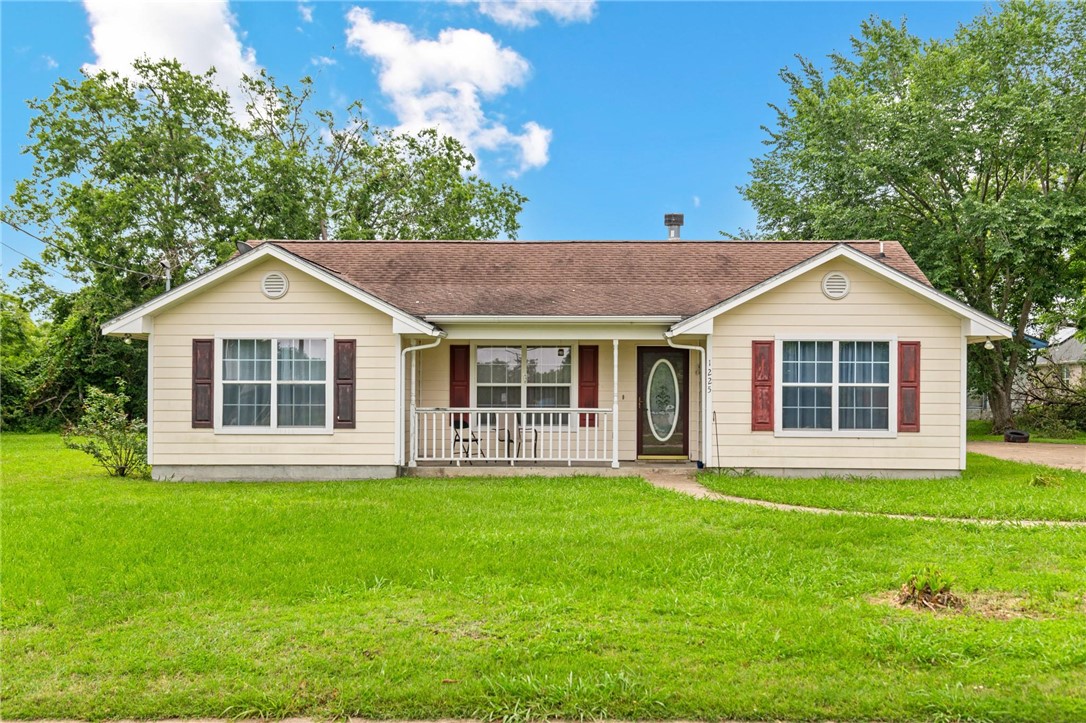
[739,0,1086,431]
[241,71,525,241]
[0,286,44,430]
[4,60,527,427]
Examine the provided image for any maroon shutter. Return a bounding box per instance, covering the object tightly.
[450,345,470,423]
[334,339,356,429]
[192,339,214,428]
[578,345,599,427]
[898,341,921,432]
[751,340,774,431]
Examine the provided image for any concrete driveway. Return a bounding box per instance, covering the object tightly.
[968,441,1086,472]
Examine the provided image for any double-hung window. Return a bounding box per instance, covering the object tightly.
[475,345,573,423]
[779,339,893,433]
[220,337,330,431]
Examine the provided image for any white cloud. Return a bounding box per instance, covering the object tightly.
[345,7,551,174]
[693,195,701,209]
[311,55,337,66]
[461,0,596,29]
[82,0,258,117]
[42,54,59,69]
[298,2,314,23]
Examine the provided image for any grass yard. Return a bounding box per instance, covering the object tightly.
[3,434,1086,721]
[967,419,1086,445]
[701,453,1086,522]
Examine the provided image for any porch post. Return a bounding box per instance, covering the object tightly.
[408,340,418,468]
[611,338,619,468]
[704,333,713,468]
[394,333,403,466]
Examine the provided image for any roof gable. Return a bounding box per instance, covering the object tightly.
[666,244,1012,339]
[101,244,440,337]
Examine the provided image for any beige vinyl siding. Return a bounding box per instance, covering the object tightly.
[412,339,702,463]
[151,258,399,466]
[711,258,963,472]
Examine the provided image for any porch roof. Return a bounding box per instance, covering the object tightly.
[250,239,929,318]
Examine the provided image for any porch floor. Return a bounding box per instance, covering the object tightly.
[406,460,697,478]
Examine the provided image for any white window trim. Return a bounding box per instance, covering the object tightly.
[773,335,898,439]
[213,332,335,435]
[469,342,580,428]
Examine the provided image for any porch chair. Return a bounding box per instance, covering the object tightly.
[451,415,484,462]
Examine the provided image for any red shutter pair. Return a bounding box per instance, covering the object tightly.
[750,340,921,432]
[448,345,600,427]
[191,339,357,428]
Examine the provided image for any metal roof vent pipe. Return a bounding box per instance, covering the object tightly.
[664,213,684,240]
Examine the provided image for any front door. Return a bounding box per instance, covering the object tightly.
[637,347,688,458]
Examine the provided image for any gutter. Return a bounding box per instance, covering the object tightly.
[664,331,707,468]
[399,330,447,467]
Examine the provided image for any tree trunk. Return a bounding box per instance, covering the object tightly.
[987,378,1015,432]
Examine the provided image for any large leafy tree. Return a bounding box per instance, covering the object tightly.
[740,0,1086,430]
[4,59,527,427]
[242,72,526,241]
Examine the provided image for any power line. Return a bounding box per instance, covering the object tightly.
[0,241,73,294]
[0,218,165,280]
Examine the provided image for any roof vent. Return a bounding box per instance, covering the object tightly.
[664,213,684,240]
[261,271,289,299]
[821,271,850,300]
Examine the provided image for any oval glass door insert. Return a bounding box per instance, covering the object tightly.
[646,358,680,442]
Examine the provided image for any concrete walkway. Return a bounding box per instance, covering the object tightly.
[968,441,1086,472]
[640,469,1086,527]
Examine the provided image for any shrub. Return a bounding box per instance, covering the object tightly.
[1029,473,1062,488]
[899,565,962,610]
[63,384,149,478]
[1014,406,1079,438]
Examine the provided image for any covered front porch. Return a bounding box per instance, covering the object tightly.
[397,327,709,470]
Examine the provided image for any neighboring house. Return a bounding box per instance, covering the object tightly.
[1036,329,1085,387]
[102,239,1012,481]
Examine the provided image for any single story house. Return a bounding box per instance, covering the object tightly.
[1037,329,1084,387]
[102,239,1012,480]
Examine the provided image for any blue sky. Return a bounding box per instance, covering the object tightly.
[2,1,990,290]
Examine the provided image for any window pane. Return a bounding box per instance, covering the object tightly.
[278,339,326,381]
[527,386,571,408]
[222,339,271,381]
[840,342,890,386]
[222,383,271,426]
[477,386,521,408]
[839,384,889,430]
[781,384,831,430]
[790,341,832,383]
[278,383,325,427]
[477,347,521,385]
[526,347,571,384]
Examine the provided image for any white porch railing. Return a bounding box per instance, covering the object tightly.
[411,407,615,466]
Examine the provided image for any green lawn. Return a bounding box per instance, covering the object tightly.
[701,453,1086,522]
[967,419,1086,445]
[3,434,1086,721]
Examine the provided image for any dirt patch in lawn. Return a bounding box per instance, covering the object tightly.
[868,590,1080,620]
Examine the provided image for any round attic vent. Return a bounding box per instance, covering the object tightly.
[261,271,289,299]
[821,271,850,300]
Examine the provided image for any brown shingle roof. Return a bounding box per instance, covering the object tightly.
[255,240,930,318]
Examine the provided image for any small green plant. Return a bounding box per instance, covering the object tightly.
[899,565,962,611]
[63,384,149,478]
[1029,473,1063,488]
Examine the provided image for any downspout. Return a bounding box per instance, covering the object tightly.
[665,331,706,468]
[400,330,446,468]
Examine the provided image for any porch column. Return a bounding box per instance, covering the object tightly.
[612,338,619,468]
[408,340,418,468]
[704,333,713,468]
